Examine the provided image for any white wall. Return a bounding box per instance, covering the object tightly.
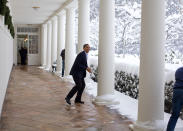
[0,16,14,116]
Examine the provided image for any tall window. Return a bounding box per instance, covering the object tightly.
[29,35,38,54]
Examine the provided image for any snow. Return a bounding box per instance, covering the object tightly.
[41,53,183,130]
[86,54,183,130]
[85,78,183,130]
[42,0,183,128]
[114,54,139,76]
[89,0,183,62]
[165,64,182,82]
[88,53,182,82]
[60,73,183,130]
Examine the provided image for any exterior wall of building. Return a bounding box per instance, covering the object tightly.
[0,16,14,116]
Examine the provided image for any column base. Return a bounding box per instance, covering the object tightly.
[56,63,61,73]
[56,69,62,73]
[45,67,52,72]
[94,94,119,105]
[133,120,165,131]
[38,66,45,69]
[43,65,47,68]
[54,71,62,77]
[49,69,63,77]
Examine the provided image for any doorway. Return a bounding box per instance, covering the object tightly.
[16,26,40,66]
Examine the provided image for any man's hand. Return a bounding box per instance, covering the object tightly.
[86,67,92,73]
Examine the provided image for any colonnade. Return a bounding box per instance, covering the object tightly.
[41,0,165,130]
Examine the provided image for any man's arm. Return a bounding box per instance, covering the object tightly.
[61,50,64,57]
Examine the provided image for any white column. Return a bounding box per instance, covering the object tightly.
[56,12,66,73]
[46,21,52,70]
[41,25,44,66]
[77,0,90,53]
[41,24,47,67]
[43,25,48,67]
[65,7,76,76]
[134,0,165,131]
[51,17,58,66]
[95,0,118,105]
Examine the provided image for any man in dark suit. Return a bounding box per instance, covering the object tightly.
[60,49,65,77]
[65,44,91,105]
[19,47,27,65]
[166,67,183,131]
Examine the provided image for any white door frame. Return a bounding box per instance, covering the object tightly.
[15,25,41,66]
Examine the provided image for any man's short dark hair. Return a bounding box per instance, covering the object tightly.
[83,44,89,49]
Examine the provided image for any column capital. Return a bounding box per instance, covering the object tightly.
[47,21,52,24]
[51,16,58,22]
[57,10,66,17]
[65,0,77,10]
[78,0,90,3]
[42,24,47,28]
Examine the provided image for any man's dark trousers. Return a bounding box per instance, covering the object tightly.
[66,75,85,102]
[66,51,88,102]
[62,60,65,77]
[166,89,183,131]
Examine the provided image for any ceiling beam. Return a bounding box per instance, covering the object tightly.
[43,0,75,24]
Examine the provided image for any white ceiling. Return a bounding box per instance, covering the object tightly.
[10,0,68,24]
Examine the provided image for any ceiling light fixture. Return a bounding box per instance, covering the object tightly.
[32,6,40,10]
[32,0,40,11]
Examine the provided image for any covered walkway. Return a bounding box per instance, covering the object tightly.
[0,66,132,131]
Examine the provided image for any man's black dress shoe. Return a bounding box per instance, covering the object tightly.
[65,97,71,105]
[75,101,84,104]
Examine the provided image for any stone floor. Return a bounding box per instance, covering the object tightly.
[0,66,132,131]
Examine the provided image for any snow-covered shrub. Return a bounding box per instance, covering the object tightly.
[90,64,140,99]
[89,64,183,117]
[115,71,139,99]
[90,65,98,82]
[165,81,174,113]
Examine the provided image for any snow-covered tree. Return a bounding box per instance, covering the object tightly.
[80,0,183,62]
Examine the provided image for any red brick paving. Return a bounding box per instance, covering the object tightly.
[0,66,132,131]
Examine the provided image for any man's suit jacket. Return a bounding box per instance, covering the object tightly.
[70,51,88,78]
[60,49,65,60]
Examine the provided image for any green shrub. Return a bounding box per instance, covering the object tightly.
[4,6,10,26]
[89,64,183,119]
[0,0,8,15]
[3,5,14,38]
